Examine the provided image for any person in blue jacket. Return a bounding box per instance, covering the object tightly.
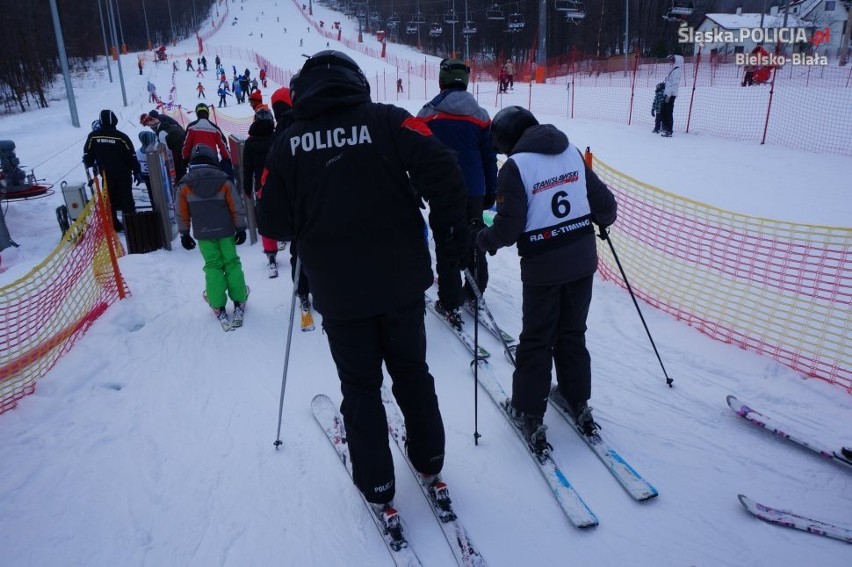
[417,59,498,330]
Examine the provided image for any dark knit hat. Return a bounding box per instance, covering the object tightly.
[439,59,469,90]
[190,143,218,165]
[254,108,274,123]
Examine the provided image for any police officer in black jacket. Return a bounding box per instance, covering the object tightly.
[83,109,142,232]
[258,51,468,523]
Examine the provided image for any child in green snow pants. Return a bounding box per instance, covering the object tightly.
[199,237,248,309]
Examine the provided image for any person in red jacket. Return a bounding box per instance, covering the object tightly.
[181,103,231,174]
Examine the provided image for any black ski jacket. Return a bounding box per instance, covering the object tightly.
[242,119,274,195]
[83,110,140,210]
[258,76,467,320]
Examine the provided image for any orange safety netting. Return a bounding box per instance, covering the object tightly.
[593,158,851,392]
[0,182,129,415]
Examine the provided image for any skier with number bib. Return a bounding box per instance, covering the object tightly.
[176,144,249,329]
[473,106,617,453]
[258,51,467,536]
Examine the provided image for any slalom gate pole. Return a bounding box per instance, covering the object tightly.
[274,254,302,448]
[599,226,673,387]
[463,268,516,367]
[470,253,481,446]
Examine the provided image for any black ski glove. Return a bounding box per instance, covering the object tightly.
[234,229,247,245]
[474,227,497,256]
[482,192,496,211]
[180,233,196,250]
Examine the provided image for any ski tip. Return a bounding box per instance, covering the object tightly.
[737,494,751,508]
[639,488,660,501]
[311,393,333,407]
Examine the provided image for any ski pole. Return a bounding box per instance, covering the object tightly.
[470,252,482,446]
[274,255,302,448]
[463,268,516,367]
[598,226,673,387]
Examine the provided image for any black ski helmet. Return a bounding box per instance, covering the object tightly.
[290,50,369,102]
[491,106,539,155]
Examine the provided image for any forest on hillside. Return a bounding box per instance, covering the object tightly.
[2,0,790,113]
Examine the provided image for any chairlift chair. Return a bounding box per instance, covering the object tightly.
[664,1,694,21]
[462,21,477,35]
[406,21,418,34]
[564,6,585,22]
[411,11,426,24]
[429,22,443,37]
[486,5,505,20]
[444,10,459,24]
[554,0,570,11]
[388,13,401,26]
[507,12,525,31]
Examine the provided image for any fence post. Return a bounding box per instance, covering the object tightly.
[760,67,780,145]
[685,46,701,134]
[627,51,639,125]
[566,82,570,118]
[424,56,428,99]
[571,80,575,118]
[528,80,532,111]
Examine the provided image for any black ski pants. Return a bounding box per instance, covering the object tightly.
[322,298,445,504]
[660,96,676,134]
[511,275,594,416]
[436,196,488,310]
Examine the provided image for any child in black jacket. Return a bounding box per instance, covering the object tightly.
[651,82,665,134]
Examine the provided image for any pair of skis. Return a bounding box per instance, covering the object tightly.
[728,395,852,544]
[425,275,518,363]
[471,356,659,527]
[424,294,491,360]
[727,395,851,470]
[427,280,658,524]
[203,288,248,331]
[312,393,486,566]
